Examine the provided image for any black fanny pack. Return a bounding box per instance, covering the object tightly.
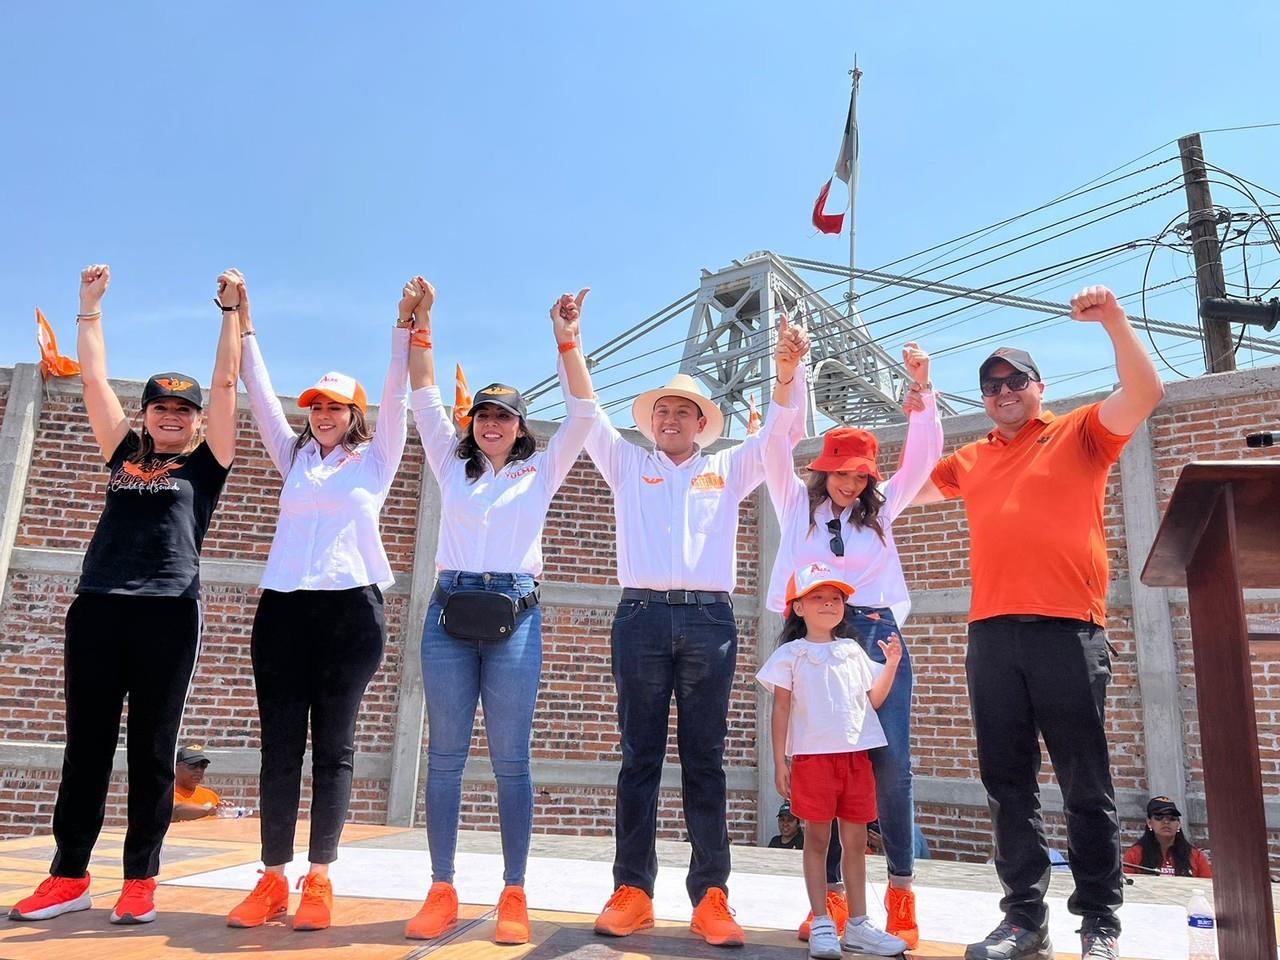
[435,585,539,642]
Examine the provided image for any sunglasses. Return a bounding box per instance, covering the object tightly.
[1151,813,1180,822]
[980,371,1035,397]
[826,517,844,558]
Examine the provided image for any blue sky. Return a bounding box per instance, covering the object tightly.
[3,2,1278,433]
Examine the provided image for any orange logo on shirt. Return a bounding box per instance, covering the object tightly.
[690,472,726,491]
[111,458,183,493]
[155,377,194,391]
[641,475,664,485]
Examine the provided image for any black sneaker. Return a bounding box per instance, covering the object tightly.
[964,920,1054,960]
[1081,926,1120,959]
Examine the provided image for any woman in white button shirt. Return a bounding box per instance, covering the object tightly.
[225,277,419,933]
[402,286,596,946]
[763,342,941,951]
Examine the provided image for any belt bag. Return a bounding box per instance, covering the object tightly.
[438,587,539,642]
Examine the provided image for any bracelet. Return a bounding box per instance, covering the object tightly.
[213,298,239,312]
[395,317,415,329]
[76,311,102,322]
[557,340,579,354]
[410,330,433,349]
[908,380,933,393]
[240,330,256,338]
[776,374,795,385]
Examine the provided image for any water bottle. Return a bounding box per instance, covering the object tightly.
[1187,889,1216,960]
[216,804,253,819]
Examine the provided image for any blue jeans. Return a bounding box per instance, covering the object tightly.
[825,607,915,882]
[610,597,737,905]
[421,571,541,886]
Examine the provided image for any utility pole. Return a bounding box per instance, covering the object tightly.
[1178,132,1235,373]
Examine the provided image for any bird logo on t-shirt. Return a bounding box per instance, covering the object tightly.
[111,458,183,493]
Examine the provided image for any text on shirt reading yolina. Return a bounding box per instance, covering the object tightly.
[690,473,726,491]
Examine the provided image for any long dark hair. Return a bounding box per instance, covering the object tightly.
[1135,826,1195,876]
[456,407,537,482]
[776,607,851,646]
[291,405,373,464]
[806,470,887,546]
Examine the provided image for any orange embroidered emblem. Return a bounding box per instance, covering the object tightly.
[155,377,194,391]
[641,475,664,485]
[690,472,725,491]
[485,386,516,395]
[120,460,184,483]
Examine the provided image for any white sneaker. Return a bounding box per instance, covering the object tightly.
[809,915,842,959]
[841,917,908,956]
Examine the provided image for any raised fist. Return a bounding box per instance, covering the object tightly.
[217,269,245,309]
[409,276,436,326]
[774,313,810,377]
[79,264,110,311]
[901,341,930,384]
[1070,285,1125,326]
[551,288,589,346]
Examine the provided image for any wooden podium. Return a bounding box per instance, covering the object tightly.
[1141,461,1280,959]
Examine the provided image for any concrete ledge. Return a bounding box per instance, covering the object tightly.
[462,757,759,793]
[0,740,390,781]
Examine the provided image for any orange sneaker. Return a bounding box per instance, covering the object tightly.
[291,872,332,931]
[405,881,458,940]
[885,885,920,949]
[690,888,744,948]
[109,878,157,924]
[798,890,849,941]
[495,885,530,945]
[8,874,92,921]
[227,870,289,928]
[593,885,654,937]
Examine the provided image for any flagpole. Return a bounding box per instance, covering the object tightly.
[847,56,861,311]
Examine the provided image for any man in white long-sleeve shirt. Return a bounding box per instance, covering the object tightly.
[585,319,808,949]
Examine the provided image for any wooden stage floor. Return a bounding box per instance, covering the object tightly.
[0,818,1258,959]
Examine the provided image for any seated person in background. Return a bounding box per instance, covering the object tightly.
[1123,796,1211,878]
[769,801,804,850]
[171,745,221,821]
[866,820,931,860]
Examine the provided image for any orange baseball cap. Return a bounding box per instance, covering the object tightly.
[297,371,367,414]
[784,561,855,605]
[805,426,882,479]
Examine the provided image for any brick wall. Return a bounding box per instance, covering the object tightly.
[1,367,1278,877]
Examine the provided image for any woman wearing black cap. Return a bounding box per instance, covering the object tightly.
[1123,797,1212,878]
[7,265,240,928]
[400,285,596,946]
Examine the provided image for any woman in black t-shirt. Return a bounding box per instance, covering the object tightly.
[7,266,241,929]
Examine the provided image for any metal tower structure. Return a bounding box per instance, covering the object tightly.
[677,250,957,433]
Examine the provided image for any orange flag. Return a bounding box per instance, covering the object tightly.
[746,391,762,436]
[36,308,80,379]
[454,363,474,431]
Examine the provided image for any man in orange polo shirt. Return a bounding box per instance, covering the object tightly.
[171,745,222,821]
[914,286,1164,960]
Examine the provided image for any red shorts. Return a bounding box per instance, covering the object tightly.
[789,751,877,824]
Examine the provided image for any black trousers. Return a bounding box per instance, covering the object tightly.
[251,586,385,866]
[52,594,200,879]
[967,616,1122,934]
[609,598,737,905]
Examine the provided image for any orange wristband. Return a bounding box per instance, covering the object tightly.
[558,340,578,354]
[410,330,433,349]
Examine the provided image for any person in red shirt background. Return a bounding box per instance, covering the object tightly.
[1122,797,1212,879]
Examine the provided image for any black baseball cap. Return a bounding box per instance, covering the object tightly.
[777,801,797,819]
[1146,795,1181,818]
[979,347,1041,384]
[143,372,203,410]
[176,744,211,766]
[468,383,528,420]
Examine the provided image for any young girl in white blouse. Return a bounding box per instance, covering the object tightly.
[225,277,418,934]
[757,562,907,960]
[401,283,596,946]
